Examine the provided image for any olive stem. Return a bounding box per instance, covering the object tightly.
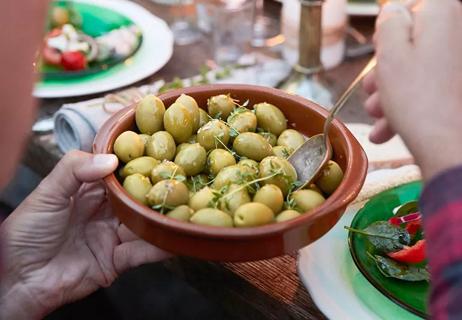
[213,136,241,160]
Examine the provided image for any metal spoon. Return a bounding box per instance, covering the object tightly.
[288,57,377,188]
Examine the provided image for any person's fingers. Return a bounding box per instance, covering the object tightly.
[369,118,395,144]
[363,69,377,95]
[375,2,414,59]
[113,240,172,274]
[117,224,139,242]
[37,151,118,202]
[364,92,384,118]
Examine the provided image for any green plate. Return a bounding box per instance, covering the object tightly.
[348,181,429,318]
[39,1,142,80]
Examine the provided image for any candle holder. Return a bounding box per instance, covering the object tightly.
[278,0,333,108]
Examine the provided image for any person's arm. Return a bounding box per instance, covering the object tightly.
[420,167,462,319]
[0,0,51,187]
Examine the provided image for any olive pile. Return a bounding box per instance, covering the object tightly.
[113,93,344,228]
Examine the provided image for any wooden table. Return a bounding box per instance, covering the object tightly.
[27,2,376,319]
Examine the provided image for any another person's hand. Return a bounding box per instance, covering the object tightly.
[363,0,462,180]
[0,151,170,320]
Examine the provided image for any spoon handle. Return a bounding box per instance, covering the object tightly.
[322,56,377,144]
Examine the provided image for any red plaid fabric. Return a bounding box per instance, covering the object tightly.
[420,166,462,320]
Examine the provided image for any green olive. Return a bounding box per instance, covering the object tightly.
[197,119,230,150]
[189,187,214,211]
[164,102,194,143]
[174,143,207,176]
[186,174,210,192]
[114,131,145,163]
[145,131,176,161]
[189,186,214,211]
[315,160,344,195]
[146,179,189,208]
[120,156,160,178]
[166,205,194,222]
[123,173,152,205]
[151,161,186,184]
[277,129,305,151]
[272,145,294,159]
[198,108,210,127]
[258,132,277,146]
[190,208,233,227]
[234,203,274,227]
[233,132,272,161]
[176,94,200,133]
[212,165,254,190]
[207,94,235,119]
[259,156,297,196]
[219,184,251,216]
[236,159,258,176]
[307,183,323,194]
[227,109,257,134]
[207,149,236,176]
[254,102,287,136]
[275,210,301,222]
[135,95,165,135]
[139,134,151,149]
[253,184,284,214]
[175,143,192,156]
[290,189,325,213]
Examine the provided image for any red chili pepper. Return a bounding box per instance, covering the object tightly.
[61,51,87,71]
[387,239,426,264]
[406,219,422,236]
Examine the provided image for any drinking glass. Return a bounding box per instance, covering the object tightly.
[251,0,281,47]
[208,0,255,66]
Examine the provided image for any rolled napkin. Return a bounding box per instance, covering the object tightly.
[53,55,291,153]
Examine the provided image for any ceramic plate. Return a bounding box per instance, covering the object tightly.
[348,0,380,16]
[348,181,428,318]
[298,169,424,319]
[34,0,173,98]
[39,1,142,80]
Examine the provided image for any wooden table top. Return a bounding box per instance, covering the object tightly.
[26,1,376,319]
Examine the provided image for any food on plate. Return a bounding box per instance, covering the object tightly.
[41,3,141,73]
[113,93,345,227]
[346,201,428,282]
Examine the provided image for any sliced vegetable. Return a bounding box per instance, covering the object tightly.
[368,252,430,282]
[387,240,426,264]
[61,51,87,71]
[42,46,62,66]
[388,212,421,226]
[346,221,411,253]
[406,219,422,236]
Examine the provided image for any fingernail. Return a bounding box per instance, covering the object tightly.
[93,154,118,167]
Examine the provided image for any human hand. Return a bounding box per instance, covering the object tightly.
[0,151,171,320]
[364,0,462,180]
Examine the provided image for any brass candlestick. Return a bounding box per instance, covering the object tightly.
[278,0,332,107]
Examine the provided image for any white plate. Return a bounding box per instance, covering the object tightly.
[34,0,173,98]
[348,2,380,16]
[297,203,421,319]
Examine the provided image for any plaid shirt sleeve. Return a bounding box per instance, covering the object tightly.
[420,166,462,320]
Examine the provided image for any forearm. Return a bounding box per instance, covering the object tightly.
[420,166,462,319]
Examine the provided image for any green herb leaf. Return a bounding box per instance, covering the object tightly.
[346,221,411,253]
[368,253,430,282]
[174,175,186,182]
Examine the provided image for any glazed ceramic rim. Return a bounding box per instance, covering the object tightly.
[347,181,427,318]
[94,84,368,239]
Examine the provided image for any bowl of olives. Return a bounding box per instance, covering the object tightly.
[94,84,367,261]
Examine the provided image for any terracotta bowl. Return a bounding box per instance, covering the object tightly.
[94,84,368,262]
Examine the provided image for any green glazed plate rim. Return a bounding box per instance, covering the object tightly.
[348,181,428,318]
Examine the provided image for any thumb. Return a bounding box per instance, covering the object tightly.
[37,150,118,201]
